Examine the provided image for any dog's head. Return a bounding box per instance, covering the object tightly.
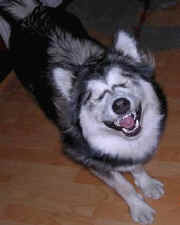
[53,30,166,160]
[79,31,162,138]
[78,30,166,161]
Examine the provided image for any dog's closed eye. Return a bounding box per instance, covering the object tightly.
[82,91,92,105]
[96,90,112,101]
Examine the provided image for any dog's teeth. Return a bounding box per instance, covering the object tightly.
[132,112,136,119]
[135,119,139,128]
[122,128,128,133]
[114,120,121,127]
[122,127,133,134]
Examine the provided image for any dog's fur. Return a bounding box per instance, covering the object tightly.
[0,1,167,224]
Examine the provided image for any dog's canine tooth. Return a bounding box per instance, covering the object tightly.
[114,119,121,127]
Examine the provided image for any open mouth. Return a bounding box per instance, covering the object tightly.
[104,105,142,137]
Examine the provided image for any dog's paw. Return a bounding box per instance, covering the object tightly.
[130,197,156,225]
[137,178,164,199]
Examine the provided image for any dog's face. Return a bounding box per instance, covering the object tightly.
[53,31,164,160]
[80,31,160,139]
[84,67,144,138]
[77,31,164,160]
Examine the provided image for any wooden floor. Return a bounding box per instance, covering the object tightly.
[1,4,180,225]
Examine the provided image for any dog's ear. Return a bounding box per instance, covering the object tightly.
[114,30,140,62]
[140,50,156,80]
[53,68,74,100]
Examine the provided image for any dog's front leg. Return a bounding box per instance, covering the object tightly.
[131,165,164,199]
[91,169,155,224]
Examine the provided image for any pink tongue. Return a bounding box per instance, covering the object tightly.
[119,116,135,129]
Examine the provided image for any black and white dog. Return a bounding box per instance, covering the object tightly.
[0,0,167,224]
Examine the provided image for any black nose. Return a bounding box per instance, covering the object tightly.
[112,98,130,115]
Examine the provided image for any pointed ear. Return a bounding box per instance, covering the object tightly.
[53,68,74,100]
[114,30,140,61]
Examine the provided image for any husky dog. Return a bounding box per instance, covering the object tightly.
[0,0,167,224]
